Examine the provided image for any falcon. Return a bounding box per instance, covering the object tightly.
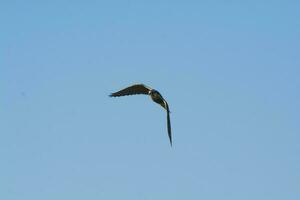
[109,84,172,146]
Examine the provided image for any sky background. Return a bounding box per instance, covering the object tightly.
[1,1,300,199]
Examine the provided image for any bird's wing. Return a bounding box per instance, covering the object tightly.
[109,84,152,97]
[164,101,172,146]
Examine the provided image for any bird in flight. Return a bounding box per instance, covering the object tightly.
[109,84,172,146]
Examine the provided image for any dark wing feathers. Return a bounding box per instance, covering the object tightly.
[165,101,172,146]
[109,84,151,97]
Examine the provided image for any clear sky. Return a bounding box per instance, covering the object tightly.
[1,1,300,199]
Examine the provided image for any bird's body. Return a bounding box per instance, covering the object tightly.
[109,84,172,146]
[149,90,167,110]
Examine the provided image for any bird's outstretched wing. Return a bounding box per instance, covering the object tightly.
[164,101,172,146]
[109,84,151,97]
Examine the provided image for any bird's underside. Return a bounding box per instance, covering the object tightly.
[109,84,172,146]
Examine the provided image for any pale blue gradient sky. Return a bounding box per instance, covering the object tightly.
[1,1,300,199]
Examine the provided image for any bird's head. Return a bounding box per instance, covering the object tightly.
[150,90,159,96]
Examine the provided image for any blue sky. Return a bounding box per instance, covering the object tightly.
[1,1,300,199]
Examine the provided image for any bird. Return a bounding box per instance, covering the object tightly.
[109,84,172,146]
